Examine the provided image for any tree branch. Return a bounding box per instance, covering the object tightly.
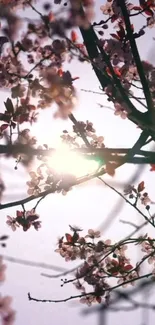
[120,0,154,121]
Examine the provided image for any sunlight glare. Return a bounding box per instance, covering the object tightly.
[48,145,100,178]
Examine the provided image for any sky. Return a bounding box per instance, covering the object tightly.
[1,1,155,325]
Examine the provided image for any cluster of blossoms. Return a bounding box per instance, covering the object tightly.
[0,256,15,325]
[123,181,154,208]
[25,119,106,197]
[0,0,155,182]
[61,120,105,149]
[56,226,152,306]
[54,0,95,28]
[0,0,37,9]
[6,209,41,232]
[139,235,155,276]
[1,0,155,313]
[60,120,117,176]
[100,1,155,24]
[0,1,84,137]
[26,163,77,196]
[0,0,155,160]
[25,116,124,201]
[92,0,155,119]
[0,97,38,140]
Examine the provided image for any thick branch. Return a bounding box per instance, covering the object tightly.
[79,19,149,130]
[120,0,154,121]
[0,143,155,158]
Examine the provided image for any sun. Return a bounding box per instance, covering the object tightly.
[47,144,100,178]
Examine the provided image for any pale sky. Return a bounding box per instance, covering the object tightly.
[1,1,155,325]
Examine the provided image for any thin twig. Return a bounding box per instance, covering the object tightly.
[98,177,154,228]
[28,272,153,303]
[119,219,139,229]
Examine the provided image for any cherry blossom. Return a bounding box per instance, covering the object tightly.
[0,257,6,282]
[2,309,16,325]
[80,295,96,306]
[0,296,12,314]
[6,216,18,232]
[100,1,114,16]
[0,254,15,324]
[6,209,41,232]
[114,103,128,119]
[26,171,42,196]
[124,185,135,196]
[141,237,155,264]
[85,229,101,239]
[140,193,152,206]
[1,0,155,312]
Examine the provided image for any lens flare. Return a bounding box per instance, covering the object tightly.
[48,145,100,178]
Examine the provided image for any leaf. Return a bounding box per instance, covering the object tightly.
[144,9,153,16]
[0,113,11,123]
[58,68,63,77]
[110,33,120,40]
[71,30,78,43]
[111,15,117,23]
[48,12,55,22]
[27,214,39,222]
[15,41,26,52]
[147,0,154,4]
[117,24,125,39]
[124,264,133,271]
[150,164,155,171]
[0,124,9,132]
[137,181,145,192]
[4,98,14,114]
[27,105,36,111]
[76,43,84,49]
[65,233,72,243]
[96,296,102,303]
[113,67,121,77]
[72,232,79,242]
[16,210,24,218]
[11,121,16,129]
[132,5,142,10]
[105,163,116,177]
[43,144,48,149]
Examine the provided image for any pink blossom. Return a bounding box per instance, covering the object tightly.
[114,244,128,257]
[0,257,6,282]
[100,1,114,16]
[26,171,42,196]
[2,309,16,325]
[114,103,128,119]
[32,221,42,231]
[6,216,18,232]
[124,185,135,196]
[80,295,95,306]
[85,229,100,239]
[0,296,12,315]
[73,280,85,292]
[140,194,151,206]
